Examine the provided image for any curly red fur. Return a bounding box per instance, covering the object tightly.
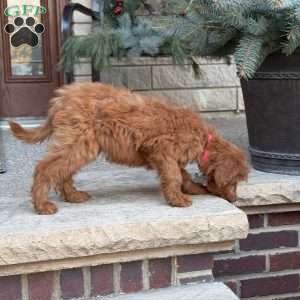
[9,83,249,214]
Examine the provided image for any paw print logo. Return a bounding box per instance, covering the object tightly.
[4,16,45,48]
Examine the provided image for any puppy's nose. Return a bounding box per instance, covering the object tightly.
[226,194,237,203]
[225,186,237,203]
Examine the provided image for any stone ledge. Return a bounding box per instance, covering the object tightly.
[236,169,300,207]
[85,282,239,300]
[0,242,233,277]
[0,167,248,273]
[107,56,229,66]
[76,56,229,66]
[194,166,300,210]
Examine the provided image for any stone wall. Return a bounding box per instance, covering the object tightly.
[71,0,244,114]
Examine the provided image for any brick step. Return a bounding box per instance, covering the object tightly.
[84,283,239,300]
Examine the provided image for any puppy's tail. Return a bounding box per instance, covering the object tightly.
[9,120,52,144]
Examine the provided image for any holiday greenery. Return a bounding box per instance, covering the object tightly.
[60,0,300,79]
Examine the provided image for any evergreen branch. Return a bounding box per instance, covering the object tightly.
[234,35,268,79]
[59,30,124,72]
[282,23,300,54]
[61,0,300,79]
[295,7,300,20]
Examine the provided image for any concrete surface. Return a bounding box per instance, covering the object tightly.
[236,170,300,207]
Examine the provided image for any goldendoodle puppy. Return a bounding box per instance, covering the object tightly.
[10,83,249,214]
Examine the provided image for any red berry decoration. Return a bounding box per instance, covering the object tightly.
[113,6,123,15]
[112,0,124,16]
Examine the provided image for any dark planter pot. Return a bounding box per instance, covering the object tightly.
[241,51,300,175]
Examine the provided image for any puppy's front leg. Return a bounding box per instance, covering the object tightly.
[155,158,192,207]
[181,169,208,195]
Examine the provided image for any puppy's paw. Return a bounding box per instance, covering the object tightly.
[35,201,58,215]
[182,182,208,195]
[167,193,192,207]
[64,191,91,203]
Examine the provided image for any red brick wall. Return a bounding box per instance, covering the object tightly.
[213,211,300,299]
[0,254,213,300]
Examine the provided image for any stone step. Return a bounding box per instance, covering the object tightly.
[0,165,248,276]
[83,283,239,300]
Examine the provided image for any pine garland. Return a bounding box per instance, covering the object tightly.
[60,28,124,72]
[162,0,300,78]
[60,0,300,79]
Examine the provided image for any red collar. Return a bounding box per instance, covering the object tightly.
[201,133,213,164]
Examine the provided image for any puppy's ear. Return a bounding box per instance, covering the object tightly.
[213,158,241,188]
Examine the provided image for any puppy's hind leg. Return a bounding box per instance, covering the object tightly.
[181,169,208,195]
[32,154,63,215]
[154,158,192,207]
[32,142,99,215]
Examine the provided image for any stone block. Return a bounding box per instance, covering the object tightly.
[74,76,92,82]
[74,63,92,76]
[141,88,237,112]
[73,12,93,24]
[237,88,244,111]
[152,64,239,89]
[101,66,152,90]
[72,0,92,22]
[73,23,92,35]
[71,0,91,5]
